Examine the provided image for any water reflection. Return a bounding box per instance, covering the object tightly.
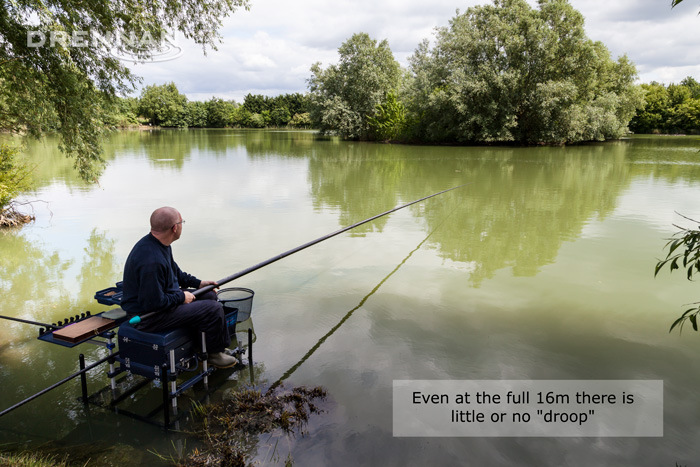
[0,231,76,343]
[270,226,436,391]
[77,229,121,303]
[0,228,121,422]
[304,142,630,284]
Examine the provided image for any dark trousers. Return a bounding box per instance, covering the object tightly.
[137,290,230,353]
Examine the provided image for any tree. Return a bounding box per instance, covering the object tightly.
[275,93,309,116]
[367,91,407,141]
[670,98,700,132]
[205,97,237,127]
[0,144,32,226]
[248,113,266,128]
[680,77,700,99]
[629,83,670,134]
[288,112,312,128]
[230,106,252,127]
[0,0,249,181]
[102,96,140,128]
[629,78,700,134]
[405,0,644,144]
[186,101,208,128]
[242,94,269,114]
[308,33,402,140]
[667,83,692,107]
[138,83,188,127]
[269,106,291,126]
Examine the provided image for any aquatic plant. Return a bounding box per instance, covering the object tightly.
[184,385,327,466]
[0,451,70,467]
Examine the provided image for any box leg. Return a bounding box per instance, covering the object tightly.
[108,336,116,391]
[201,331,209,388]
[161,364,170,428]
[169,349,177,413]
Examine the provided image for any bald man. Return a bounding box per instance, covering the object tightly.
[121,207,238,368]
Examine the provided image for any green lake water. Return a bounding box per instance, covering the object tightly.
[1,129,700,465]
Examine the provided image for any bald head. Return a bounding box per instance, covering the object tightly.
[150,207,181,232]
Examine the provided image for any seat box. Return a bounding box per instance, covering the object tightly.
[117,321,197,379]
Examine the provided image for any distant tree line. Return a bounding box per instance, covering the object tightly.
[629,78,700,134]
[113,82,312,129]
[307,0,647,144]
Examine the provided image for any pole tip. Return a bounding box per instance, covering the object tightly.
[128,315,141,325]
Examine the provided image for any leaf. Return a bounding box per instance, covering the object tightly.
[669,316,684,333]
[669,307,700,333]
[669,239,684,255]
[654,261,665,277]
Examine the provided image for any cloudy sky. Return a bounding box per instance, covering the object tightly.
[129,0,700,102]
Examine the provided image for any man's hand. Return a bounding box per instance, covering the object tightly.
[199,280,219,288]
[184,291,196,304]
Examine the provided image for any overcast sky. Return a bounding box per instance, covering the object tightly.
[128,0,700,102]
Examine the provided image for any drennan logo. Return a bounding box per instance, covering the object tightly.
[27,29,183,63]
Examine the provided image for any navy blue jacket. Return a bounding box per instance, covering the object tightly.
[121,233,201,316]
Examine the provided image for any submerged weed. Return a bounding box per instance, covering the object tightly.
[183,385,327,466]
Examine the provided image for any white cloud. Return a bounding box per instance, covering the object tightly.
[129,0,700,101]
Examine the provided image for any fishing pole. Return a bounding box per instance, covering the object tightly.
[0,315,60,330]
[129,184,466,325]
[267,193,460,392]
[268,224,436,393]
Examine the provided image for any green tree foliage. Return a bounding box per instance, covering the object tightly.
[138,82,189,127]
[655,216,700,333]
[270,106,291,127]
[231,106,253,127]
[242,93,308,127]
[187,101,208,128]
[0,0,249,182]
[275,93,309,116]
[681,77,700,99]
[134,89,309,129]
[630,83,670,133]
[308,32,402,140]
[0,144,32,212]
[672,99,700,131]
[260,109,272,126]
[248,113,266,128]
[630,78,700,134]
[102,96,140,128]
[205,97,236,127]
[405,0,644,144]
[367,92,407,141]
[242,94,268,114]
[289,112,312,128]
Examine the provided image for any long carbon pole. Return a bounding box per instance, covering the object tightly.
[129,184,465,324]
[195,184,466,295]
[0,315,59,330]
